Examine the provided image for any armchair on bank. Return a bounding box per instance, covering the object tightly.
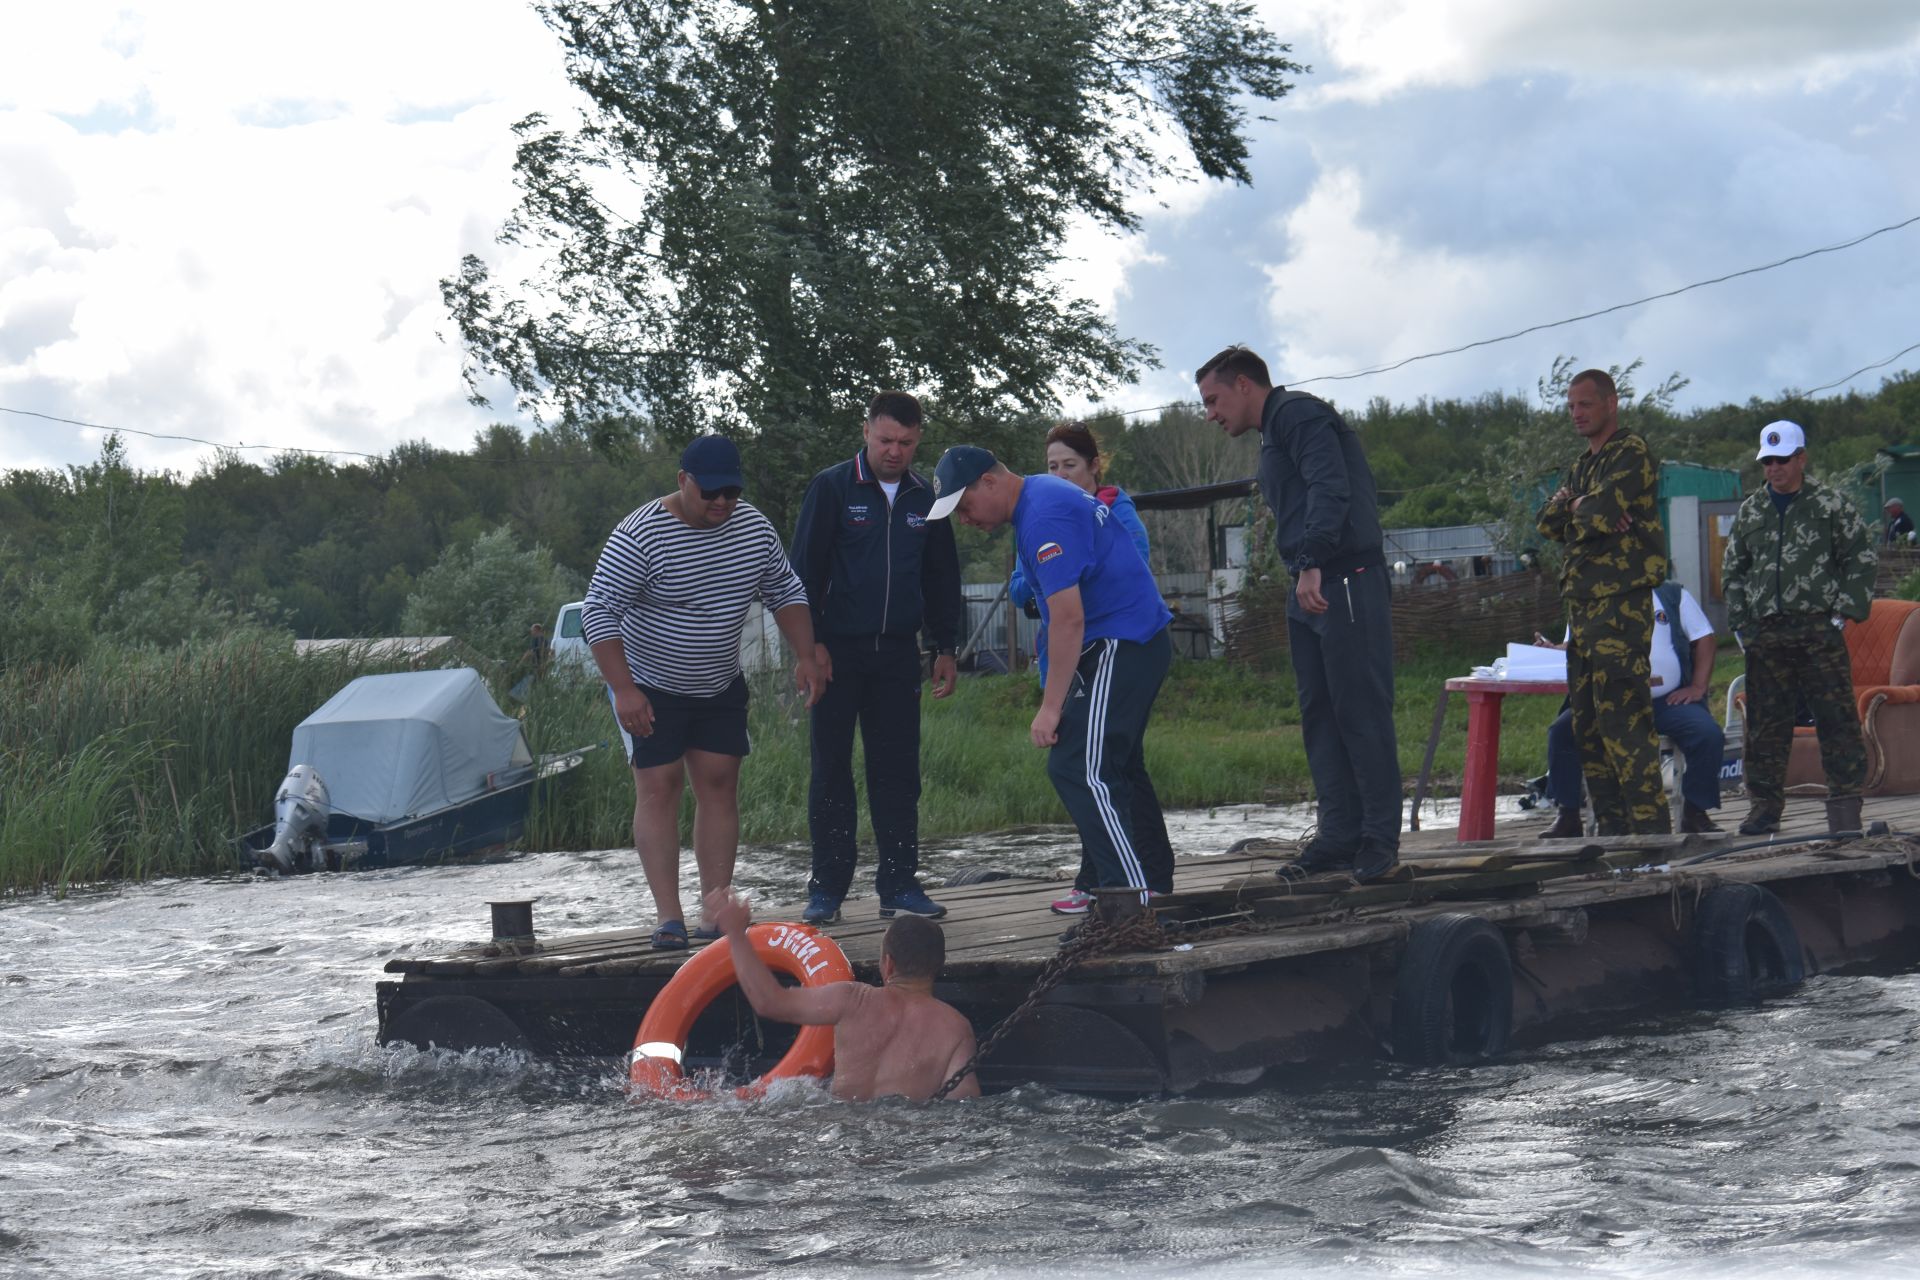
[1779,598,1920,797]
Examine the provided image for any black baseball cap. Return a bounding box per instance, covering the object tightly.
[680,435,744,491]
[927,445,998,520]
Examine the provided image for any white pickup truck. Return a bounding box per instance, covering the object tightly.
[549,599,788,678]
[548,601,598,676]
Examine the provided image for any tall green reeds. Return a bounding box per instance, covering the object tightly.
[0,636,407,893]
[3,634,1745,892]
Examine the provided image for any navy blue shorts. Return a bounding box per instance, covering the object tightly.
[609,676,751,768]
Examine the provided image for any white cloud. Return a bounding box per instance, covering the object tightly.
[5,0,1919,482]
[1266,0,1920,100]
[1058,216,1164,325]
[0,1,574,474]
[1254,168,1558,402]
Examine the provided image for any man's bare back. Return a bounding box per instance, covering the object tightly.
[827,981,977,1102]
[707,887,981,1102]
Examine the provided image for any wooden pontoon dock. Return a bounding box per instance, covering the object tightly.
[377,795,1920,1093]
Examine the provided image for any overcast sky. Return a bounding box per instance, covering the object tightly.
[4,1,1918,476]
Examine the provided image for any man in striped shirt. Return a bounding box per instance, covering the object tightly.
[583,436,826,950]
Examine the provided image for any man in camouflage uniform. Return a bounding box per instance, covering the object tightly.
[1723,420,1876,835]
[1535,369,1670,836]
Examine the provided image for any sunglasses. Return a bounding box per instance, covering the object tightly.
[699,484,744,501]
[1759,456,1794,467]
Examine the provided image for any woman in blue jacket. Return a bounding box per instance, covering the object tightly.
[1009,420,1153,914]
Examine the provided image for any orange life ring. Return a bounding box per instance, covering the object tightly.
[627,922,853,1100]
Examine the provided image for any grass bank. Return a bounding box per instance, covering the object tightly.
[2,639,1745,893]
[520,644,1747,849]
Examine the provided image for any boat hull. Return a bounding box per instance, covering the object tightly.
[237,751,591,872]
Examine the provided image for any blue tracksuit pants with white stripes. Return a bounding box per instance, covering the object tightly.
[1045,627,1174,897]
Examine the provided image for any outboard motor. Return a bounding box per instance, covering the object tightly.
[262,765,331,873]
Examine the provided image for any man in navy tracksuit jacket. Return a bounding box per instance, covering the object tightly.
[790,392,964,922]
[1197,346,1401,881]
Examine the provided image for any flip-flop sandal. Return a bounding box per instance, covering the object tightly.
[651,920,689,950]
[691,924,722,941]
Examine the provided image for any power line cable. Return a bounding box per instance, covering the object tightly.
[1288,213,1920,387]
[5,214,1918,465]
[1100,211,1920,419]
[0,406,614,468]
[1799,340,1920,397]
[0,407,388,463]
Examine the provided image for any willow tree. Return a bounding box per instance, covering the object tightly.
[446,0,1301,525]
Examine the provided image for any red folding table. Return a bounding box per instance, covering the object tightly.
[1411,676,1568,842]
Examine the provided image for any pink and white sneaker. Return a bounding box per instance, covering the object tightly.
[1049,888,1093,915]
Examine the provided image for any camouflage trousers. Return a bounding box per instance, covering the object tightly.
[1566,594,1670,835]
[1743,614,1865,806]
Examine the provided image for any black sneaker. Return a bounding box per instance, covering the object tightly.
[801,892,842,924]
[878,887,947,919]
[1278,836,1355,880]
[1353,838,1400,883]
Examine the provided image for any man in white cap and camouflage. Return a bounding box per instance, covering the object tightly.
[1722,420,1876,835]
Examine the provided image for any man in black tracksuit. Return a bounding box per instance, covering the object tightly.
[1197,346,1401,881]
[790,391,964,923]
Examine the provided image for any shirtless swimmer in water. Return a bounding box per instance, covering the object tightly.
[705,886,981,1101]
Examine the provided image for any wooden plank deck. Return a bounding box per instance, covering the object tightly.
[386,790,1920,985]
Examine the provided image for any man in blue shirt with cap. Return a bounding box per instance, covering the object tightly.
[927,446,1175,934]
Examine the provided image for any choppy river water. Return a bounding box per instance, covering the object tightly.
[4,801,1919,1279]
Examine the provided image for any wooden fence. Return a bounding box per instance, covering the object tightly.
[1226,546,1920,668]
[1224,570,1567,665]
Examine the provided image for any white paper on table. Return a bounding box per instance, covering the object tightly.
[1498,642,1567,682]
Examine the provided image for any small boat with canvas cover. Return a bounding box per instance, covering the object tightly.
[236,667,595,873]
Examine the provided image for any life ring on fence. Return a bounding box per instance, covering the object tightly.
[628,922,852,1100]
[1688,883,1805,1004]
[1391,914,1514,1065]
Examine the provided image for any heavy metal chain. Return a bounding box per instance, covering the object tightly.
[928,911,1174,1101]
[926,881,1392,1100]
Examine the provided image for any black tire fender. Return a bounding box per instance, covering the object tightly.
[1689,882,1806,1004]
[944,866,1014,886]
[1391,914,1515,1065]
[384,994,530,1054]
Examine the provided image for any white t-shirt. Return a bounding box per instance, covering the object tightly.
[1563,585,1714,694]
[879,478,900,506]
[1649,585,1713,693]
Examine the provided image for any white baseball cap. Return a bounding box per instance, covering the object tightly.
[1756,420,1805,460]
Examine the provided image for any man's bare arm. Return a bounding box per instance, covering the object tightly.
[707,887,859,1025]
[774,603,826,708]
[1031,585,1085,748]
[1669,633,1718,705]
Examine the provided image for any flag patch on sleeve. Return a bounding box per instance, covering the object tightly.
[1036,542,1064,563]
